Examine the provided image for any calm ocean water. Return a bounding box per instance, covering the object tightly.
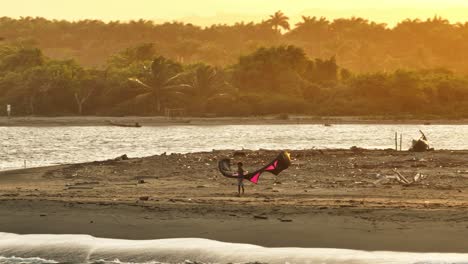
[0,124,467,171]
[0,233,467,264]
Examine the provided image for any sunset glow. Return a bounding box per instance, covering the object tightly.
[3,0,468,26]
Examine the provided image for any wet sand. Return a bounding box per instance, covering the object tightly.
[1,149,468,252]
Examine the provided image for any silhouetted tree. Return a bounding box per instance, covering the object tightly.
[129,56,191,114]
[266,11,290,33]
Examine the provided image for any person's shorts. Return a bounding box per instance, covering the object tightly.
[237,181,244,187]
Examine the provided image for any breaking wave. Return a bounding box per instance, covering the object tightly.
[0,233,467,264]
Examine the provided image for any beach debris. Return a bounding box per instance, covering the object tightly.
[393,169,411,184]
[1,193,19,197]
[350,146,365,153]
[253,215,268,220]
[114,154,129,161]
[135,176,158,180]
[374,169,426,185]
[278,218,293,222]
[66,181,99,187]
[138,179,146,184]
[233,150,247,157]
[139,196,150,201]
[108,120,142,127]
[409,130,433,152]
[66,186,94,190]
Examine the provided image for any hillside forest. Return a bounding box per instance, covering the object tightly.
[1,13,468,117]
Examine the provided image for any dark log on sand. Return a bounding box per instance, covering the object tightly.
[108,121,142,128]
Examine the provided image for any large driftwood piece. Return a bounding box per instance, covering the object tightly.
[409,130,431,152]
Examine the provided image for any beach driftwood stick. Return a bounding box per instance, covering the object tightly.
[400,134,402,151]
[395,132,398,150]
[393,169,411,184]
[66,186,94,190]
[419,130,427,141]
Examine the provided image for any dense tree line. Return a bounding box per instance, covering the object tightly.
[1,41,468,117]
[1,14,468,74]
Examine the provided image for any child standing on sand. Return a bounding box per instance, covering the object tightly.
[237,162,245,196]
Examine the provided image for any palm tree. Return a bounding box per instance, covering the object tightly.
[295,16,329,29]
[187,64,236,113]
[267,11,290,33]
[295,15,312,27]
[293,16,330,56]
[129,57,191,114]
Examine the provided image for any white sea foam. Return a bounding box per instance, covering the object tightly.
[0,233,468,264]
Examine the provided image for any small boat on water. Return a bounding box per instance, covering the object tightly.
[108,121,142,128]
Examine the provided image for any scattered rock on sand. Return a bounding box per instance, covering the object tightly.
[254,215,268,220]
[233,151,247,157]
[139,196,149,201]
[350,146,365,153]
[114,154,129,161]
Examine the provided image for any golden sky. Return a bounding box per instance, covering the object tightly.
[3,0,468,27]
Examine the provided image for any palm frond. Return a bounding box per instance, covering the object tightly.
[164,72,188,85]
[207,93,232,101]
[128,78,152,91]
[162,83,193,91]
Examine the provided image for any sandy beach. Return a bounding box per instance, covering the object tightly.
[1,149,468,252]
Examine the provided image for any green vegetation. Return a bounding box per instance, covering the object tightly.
[1,15,467,73]
[1,14,468,117]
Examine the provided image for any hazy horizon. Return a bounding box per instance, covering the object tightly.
[3,0,468,27]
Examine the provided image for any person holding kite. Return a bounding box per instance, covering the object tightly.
[235,162,247,196]
[218,151,291,196]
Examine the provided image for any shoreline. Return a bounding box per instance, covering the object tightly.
[1,199,468,253]
[1,149,468,252]
[2,116,468,126]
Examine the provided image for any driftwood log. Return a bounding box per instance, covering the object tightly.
[374,169,426,186]
[409,130,432,152]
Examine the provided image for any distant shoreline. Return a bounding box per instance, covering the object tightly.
[1,116,468,126]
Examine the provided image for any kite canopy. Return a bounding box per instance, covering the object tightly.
[218,151,291,184]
